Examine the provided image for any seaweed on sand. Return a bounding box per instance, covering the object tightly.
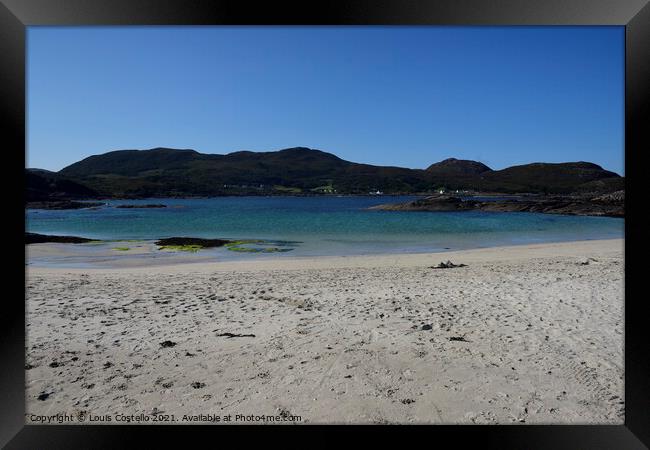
[225,239,297,253]
[153,237,298,254]
[158,244,203,253]
[224,239,263,252]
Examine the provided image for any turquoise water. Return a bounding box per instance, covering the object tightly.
[26,196,624,257]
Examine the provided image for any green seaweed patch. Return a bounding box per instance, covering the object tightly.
[224,239,263,252]
[112,247,130,251]
[158,244,203,253]
[225,239,263,246]
[84,240,105,245]
[226,245,262,253]
[225,239,296,253]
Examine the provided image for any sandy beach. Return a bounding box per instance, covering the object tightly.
[25,239,624,424]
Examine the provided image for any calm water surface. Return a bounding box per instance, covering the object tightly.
[26,196,624,259]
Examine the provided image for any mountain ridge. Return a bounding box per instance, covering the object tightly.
[29,146,623,199]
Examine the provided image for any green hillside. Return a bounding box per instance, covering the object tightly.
[25,146,623,198]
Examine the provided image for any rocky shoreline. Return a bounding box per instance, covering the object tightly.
[26,200,105,210]
[370,191,624,218]
[25,232,96,244]
[24,233,233,247]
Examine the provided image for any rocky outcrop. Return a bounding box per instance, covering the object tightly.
[371,195,479,211]
[371,193,624,218]
[478,198,624,217]
[26,200,104,210]
[154,237,230,248]
[26,233,96,244]
[592,190,624,203]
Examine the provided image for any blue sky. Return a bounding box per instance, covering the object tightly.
[27,26,624,174]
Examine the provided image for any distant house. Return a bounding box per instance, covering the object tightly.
[312,185,336,194]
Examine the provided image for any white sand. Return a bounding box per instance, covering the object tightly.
[25,239,624,424]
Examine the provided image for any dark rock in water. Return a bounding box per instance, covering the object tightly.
[191,382,206,389]
[26,200,104,210]
[372,191,624,218]
[115,204,166,208]
[371,195,478,212]
[160,340,177,348]
[449,336,469,342]
[479,194,625,217]
[37,392,50,401]
[155,237,230,248]
[421,324,433,331]
[26,232,95,244]
[431,260,467,269]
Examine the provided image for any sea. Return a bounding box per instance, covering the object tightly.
[25,196,624,261]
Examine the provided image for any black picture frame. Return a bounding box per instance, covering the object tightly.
[3,0,648,448]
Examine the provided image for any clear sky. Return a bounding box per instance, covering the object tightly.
[27,26,624,174]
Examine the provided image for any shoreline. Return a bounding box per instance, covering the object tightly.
[370,192,624,218]
[27,238,624,274]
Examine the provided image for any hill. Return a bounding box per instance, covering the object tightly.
[426,158,492,176]
[26,147,623,198]
[476,162,621,194]
[58,147,434,197]
[26,169,100,202]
